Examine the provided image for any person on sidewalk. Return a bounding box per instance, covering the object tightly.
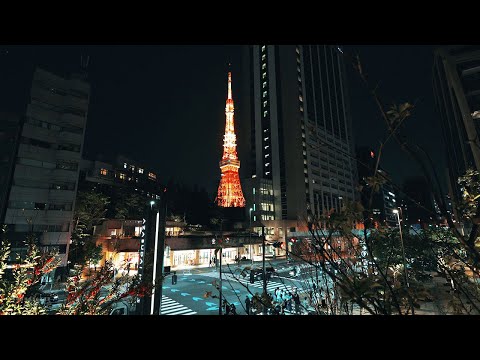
[293,290,301,314]
[245,296,251,315]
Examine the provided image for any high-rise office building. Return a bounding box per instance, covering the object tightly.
[1,66,90,266]
[240,45,357,227]
[433,46,480,204]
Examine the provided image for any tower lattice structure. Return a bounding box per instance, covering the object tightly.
[216,71,246,208]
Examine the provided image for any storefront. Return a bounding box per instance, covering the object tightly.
[165,235,263,270]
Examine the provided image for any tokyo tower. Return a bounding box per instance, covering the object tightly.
[216,71,246,208]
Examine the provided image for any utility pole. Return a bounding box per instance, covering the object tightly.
[219,246,223,315]
[218,212,223,316]
[249,208,253,265]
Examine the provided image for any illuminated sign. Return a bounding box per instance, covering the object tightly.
[137,218,146,303]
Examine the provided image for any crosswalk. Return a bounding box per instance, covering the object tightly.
[221,273,298,295]
[160,295,197,315]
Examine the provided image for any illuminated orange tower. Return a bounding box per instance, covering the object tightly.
[216,71,246,208]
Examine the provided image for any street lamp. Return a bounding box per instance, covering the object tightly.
[392,209,410,289]
[252,219,267,315]
[249,208,253,265]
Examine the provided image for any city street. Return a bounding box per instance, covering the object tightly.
[159,259,310,315]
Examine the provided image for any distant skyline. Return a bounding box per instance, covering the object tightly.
[0,45,446,197]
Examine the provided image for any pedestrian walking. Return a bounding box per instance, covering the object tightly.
[245,296,251,315]
[230,303,237,315]
[225,302,231,315]
[293,290,301,314]
[286,298,292,312]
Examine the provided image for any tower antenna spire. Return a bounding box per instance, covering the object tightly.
[216,70,246,208]
[227,66,232,100]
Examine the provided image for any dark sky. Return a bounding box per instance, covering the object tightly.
[1,45,446,196]
[344,45,446,192]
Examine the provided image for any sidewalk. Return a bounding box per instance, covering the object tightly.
[171,257,290,273]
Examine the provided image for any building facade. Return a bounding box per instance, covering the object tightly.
[0,113,22,223]
[433,46,480,204]
[240,45,357,235]
[2,67,90,265]
[79,154,164,201]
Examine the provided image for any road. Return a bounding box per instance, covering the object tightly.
[159,259,313,315]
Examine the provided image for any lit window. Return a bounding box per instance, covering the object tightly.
[262,72,267,79]
[263,110,268,117]
[265,171,270,175]
[123,163,127,169]
[265,163,270,167]
[262,54,266,61]
[264,137,269,141]
[129,165,135,171]
[263,91,267,98]
[300,106,304,112]
[263,82,267,89]
[299,95,303,102]
[296,47,300,54]
[100,168,108,176]
[263,100,268,108]
[261,45,266,52]
[253,188,255,195]
[298,75,302,82]
[119,173,126,180]
[264,145,269,149]
[134,226,142,237]
[297,66,301,73]
[265,154,270,158]
[138,168,144,174]
[148,172,156,180]
[262,63,266,70]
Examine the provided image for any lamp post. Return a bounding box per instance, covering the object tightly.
[252,218,267,314]
[249,208,253,265]
[393,208,410,289]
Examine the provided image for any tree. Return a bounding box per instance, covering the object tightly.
[70,190,110,267]
[0,226,59,315]
[114,189,145,220]
[0,225,154,315]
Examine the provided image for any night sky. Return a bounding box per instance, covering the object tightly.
[1,45,446,196]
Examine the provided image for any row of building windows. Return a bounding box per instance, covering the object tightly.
[26,116,84,135]
[261,45,272,179]
[13,178,75,191]
[14,223,70,233]
[34,79,89,100]
[123,162,145,174]
[21,136,81,153]
[8,201,72,211]
[17,157,78,171]
[31,97,87,118]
